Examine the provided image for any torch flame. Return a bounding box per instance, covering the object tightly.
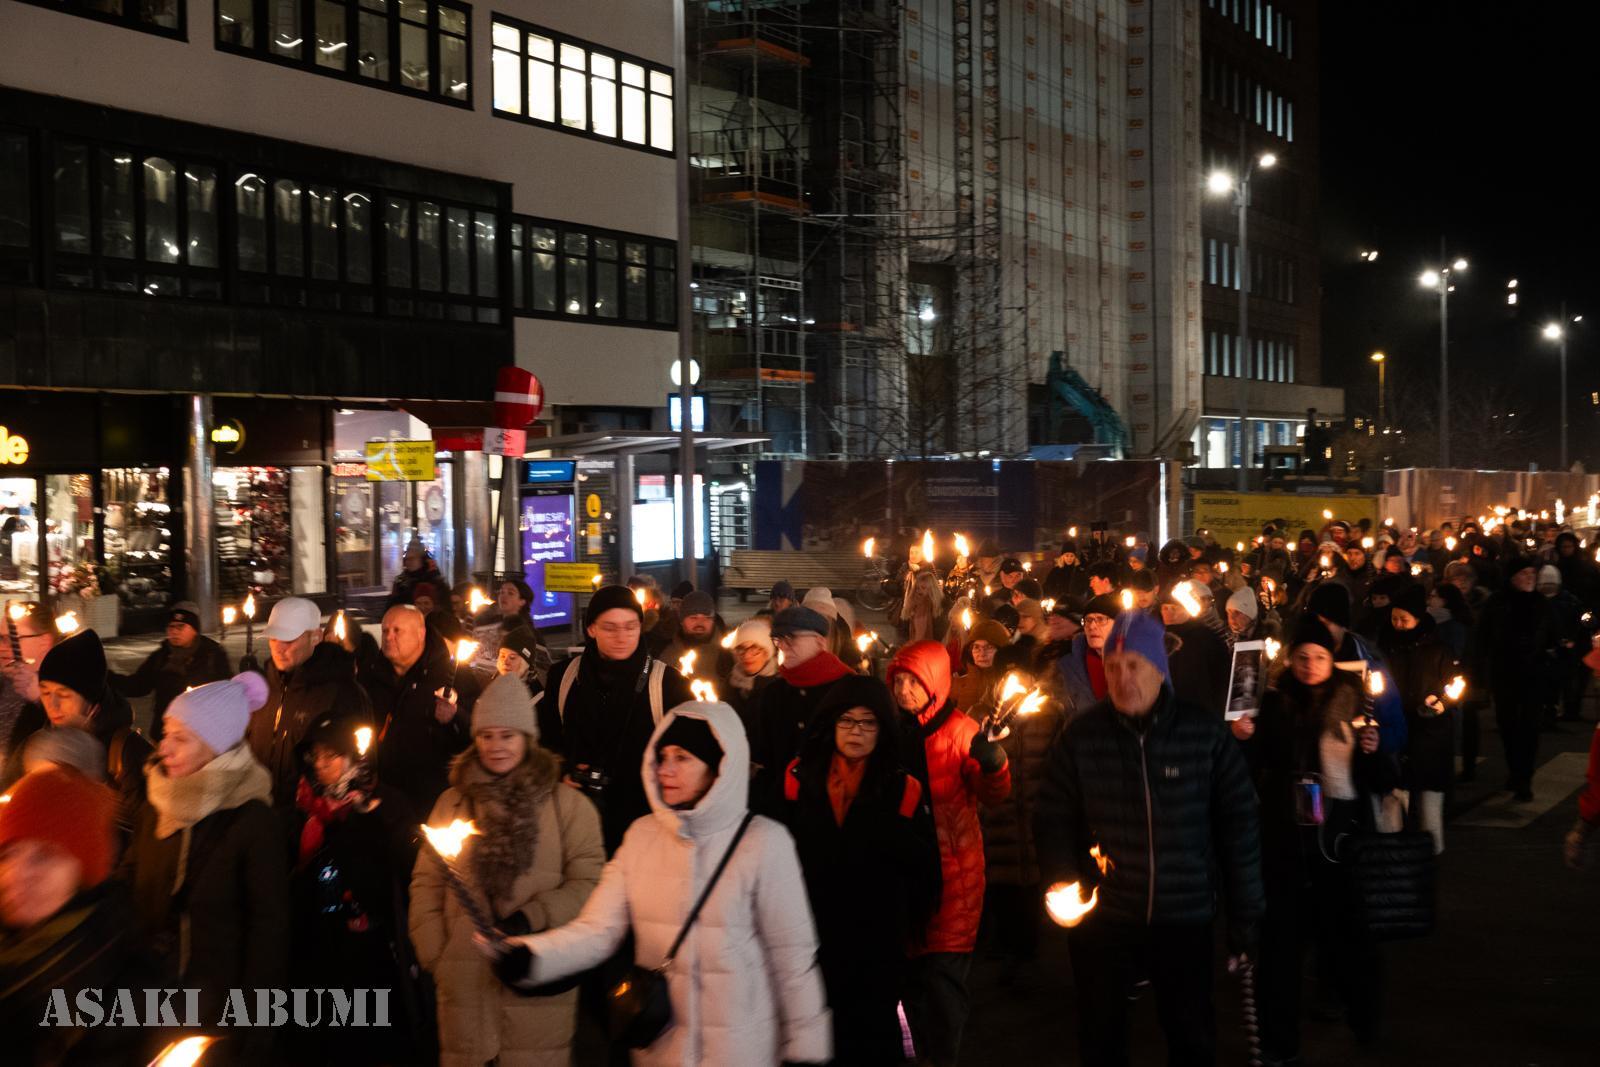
[1262,576,1276,595]
[721,630,737,649]
[1444,675,1467,702]
[1322,509,1334,520]
[1236,541,1245,552]
[454,638,480,665]
[678,650,697,677]
[354,726,373,757]
[1124,536,1136,549]
[1120,589,1135,612]
[984,584,993,597]
[1320,554,1333,571]
[1016,688,1047,718]
[1445,535,1458,552]
[1217,561,1229,574]
[1090,844,1113,876]
[634,586,650,607]
[1045,881,1099,928]
[1172,581,1202,619]
[1362,536,1375,550]
[999,672,1027,705]
[221,605,238,626]
[689,678,718,702]
[242,591,256,619]
[921,529,935,564]
[856,632,875,653]
[421,819,479,860]
[148,1036,217,1067]
[863,537,876,559]
[1067,526,1078,538]
[467,587,494,614]
[591,573,603,587]
[1264,637,1282,662]
[1040,598,1056,612]
[961,608,973,631]
[1023,561,1033,572]
[55,611,80,635]
[333,611,346,642]
[1367,671,1386,697]
[954,533,970,559]
[1411,563,1423,576]
[5,602,24,621]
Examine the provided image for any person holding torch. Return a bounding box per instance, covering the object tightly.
[1378,583,1462,853]
[1034,610,1263,1067]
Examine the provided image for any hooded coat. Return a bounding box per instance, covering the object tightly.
[782,676,941,1065]
[123,744,287,1065]
[250,641,373,811]
[887,641,1012,956]
[362,629,474,819]
[1377,613,1459,792]
[410,745,605,1067]
[509,702,832,1067]
[747,650,857,815]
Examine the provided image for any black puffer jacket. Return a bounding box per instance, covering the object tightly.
[980,699,1067,886]
[249,643,372,811]
[1033,690,1264,930]
[112,635,232,741]
[361,631,474,820]
[1379,616,1459,793]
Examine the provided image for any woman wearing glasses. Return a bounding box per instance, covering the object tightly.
[781,674,940,1066]
[722,616,780,736]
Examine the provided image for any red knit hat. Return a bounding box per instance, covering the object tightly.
[0,767,118,888]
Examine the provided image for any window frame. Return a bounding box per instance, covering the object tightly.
[490,15,676,158]
[11,0,186,41]
[214,0,473,110]
[509,213,676,330]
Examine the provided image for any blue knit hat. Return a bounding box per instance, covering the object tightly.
[1106,610,1170,681]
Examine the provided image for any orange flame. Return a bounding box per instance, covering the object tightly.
[1090,844,1113,876]
[1120,589,1135,611]
[921,529,935,564]
[678,649,697,677]
[1045,881,1099,928]
[148,1036,217,1067]
[954,533,970,559]
[467,587,494,614]
[721,630,737,649]
[221,605,238,626]
[354,726,373,757]
[55,611,80,635]
[1444,675,1467,702]
[454,638,480,665]
[421,819,479,860]
[863,537,876,559]
[242,591,257,619]
[1367,671,1386,697]
[689,678,718,702]
[332,610,346,642]
[1172,581,1202,619]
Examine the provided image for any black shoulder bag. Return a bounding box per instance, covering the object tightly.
[608,812,756,1048]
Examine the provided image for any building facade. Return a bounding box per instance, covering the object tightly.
[1,0,680,628]
[1193,0,1341,470]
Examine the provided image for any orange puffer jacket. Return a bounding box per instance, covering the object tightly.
[888,640,1012,956]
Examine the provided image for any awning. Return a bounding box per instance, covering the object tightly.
[523,431,767,456]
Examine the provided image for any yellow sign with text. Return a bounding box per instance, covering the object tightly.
[1190,492,1380,549]
[543,562,601,593]
[0,428,30,465]
[364,440,436,482]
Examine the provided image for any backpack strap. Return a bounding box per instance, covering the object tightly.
[647,660,667,725]
[557,658,580,723]
[663,812,756,966]
[107,726,131,781]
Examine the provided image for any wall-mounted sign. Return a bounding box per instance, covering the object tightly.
[210,419,246,454]
[543,562,601,592]
[585,493,603,518]
[525,461,577,484]
[483,427,526,457]
[0,428,30,465]
[364,440,436,482]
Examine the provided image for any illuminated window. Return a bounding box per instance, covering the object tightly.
[491,17,676,155]
[509,215,676,328]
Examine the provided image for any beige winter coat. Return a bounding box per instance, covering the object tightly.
[508,701,832,1066]
[409,745,605,1067]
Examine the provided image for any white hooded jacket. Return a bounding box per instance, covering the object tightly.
[509,700,831,1066]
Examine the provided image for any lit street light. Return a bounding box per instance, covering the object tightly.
[1419,246,1467,467]
[1371,351,1387,441]
[1207,136,1280,490]
[1542,304,1583,470]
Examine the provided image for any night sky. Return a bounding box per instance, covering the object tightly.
[1318,1,1600,468]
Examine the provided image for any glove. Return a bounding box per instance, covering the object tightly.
[491,940,534,988]
[1565,818,1594,871]
[969,730,1007,774]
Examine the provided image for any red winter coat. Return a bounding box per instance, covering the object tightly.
[888,641,1011,956]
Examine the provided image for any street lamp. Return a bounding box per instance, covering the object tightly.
[1419,247,1467,467]
[1543,304,1581,469]
[1207,138,1279,490]
[1370,351,1386,440]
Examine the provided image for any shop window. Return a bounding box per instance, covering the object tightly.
[102,468,174,616]
[215,467,315,599]
[0,131,34,284]
[491,16,675,156]
[218,0,471,108]
[13,0,183,37]
[0,478,41,600]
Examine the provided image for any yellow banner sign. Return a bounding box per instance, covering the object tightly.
[542,562,602,593]
[1190,491,1380,549]
[364,440,436,482]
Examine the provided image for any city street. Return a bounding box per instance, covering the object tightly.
[964,715,1600,1066]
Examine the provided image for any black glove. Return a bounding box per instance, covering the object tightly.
[491,940,533,988]
[496,911,534,938]
[969,730,1007,774]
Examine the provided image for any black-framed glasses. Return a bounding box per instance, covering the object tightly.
[836,717,879,734]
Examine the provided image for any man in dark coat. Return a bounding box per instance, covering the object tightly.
[113,601,232,741]
[748,605,858,815]
[1473,556,1557,801]
[537,585,692,855]
[1034,610,1263,1067]
[360,605,474,820]
[1159,592,1232,718]
[248,596,373,812]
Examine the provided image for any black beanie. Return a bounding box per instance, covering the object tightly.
[586,585,645,628]
[655,714,724,774]
[1307,582,1352,629]
[1291,615,1340,656]
[1392,582,1428,621]
[38,629,108,702]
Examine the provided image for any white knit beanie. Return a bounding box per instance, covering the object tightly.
[1227,585,1259,620]
[1538,565,1562,589]
[473,672,538,740]
[733,617,774,652]
[166,672,269,756]
[802,587,838,623]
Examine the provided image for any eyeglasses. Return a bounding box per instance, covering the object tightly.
[734,644,765,656]
[836,717,879,734]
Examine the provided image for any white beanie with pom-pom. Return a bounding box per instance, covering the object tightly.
[165,672,269,756]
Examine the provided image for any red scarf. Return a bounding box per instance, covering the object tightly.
[781,650,855,689]
[295,777,363,867]
[1086,648,1107,700]
[827,753,867,826]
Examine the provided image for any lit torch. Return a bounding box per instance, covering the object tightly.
[55,611,80,636]
[332,609,347,644]
[1367,670,1386,697]
[1124,535,1136,549]
[863,536,876,559]
[1172,581,1202,619]
[1264,637,1281,662]
[1361,536,1375,550]
[1120,589,1135,612]
[1236,541,1245,552]
[993,672,1046,731]
[678,649,698,677]
[1445,535,1458,553]
[1040,598,1056,612]
[921,529,935,566]
[690,678,718,702]
[467,587,494,615]
[239,591,259,671]
[721,630,737,650]
[1044,881,1099,928]
[1444,675,1467,702]
[961,608,973,632]
[147,1036,217,1067]
[634,586,650,608]
[354,725,374,758]
[420,820,496,938]
[1322,509,1334,520]
[1067,525,1078,538]
[954,533,970,563]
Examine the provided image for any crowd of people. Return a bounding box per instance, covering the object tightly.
[1,516,1598,1066]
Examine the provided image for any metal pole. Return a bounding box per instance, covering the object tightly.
[1235,177,1250,491]
[1377,357,1386,466]
[1561,300,1570,470]
[501,460,521,580]
[1439,236,1450,469]
[183,394,217,632]
[674,0,696,587]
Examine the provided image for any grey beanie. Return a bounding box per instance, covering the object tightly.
[473,672,538,740]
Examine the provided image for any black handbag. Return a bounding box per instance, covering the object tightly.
[1340,829,1437,940]
[608,812,756,1048]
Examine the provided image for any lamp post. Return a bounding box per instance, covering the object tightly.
[1543,303,1584,470]
[1418,244,1468,468]
[1370,351,1386,463]
[1207,134,1278,491]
